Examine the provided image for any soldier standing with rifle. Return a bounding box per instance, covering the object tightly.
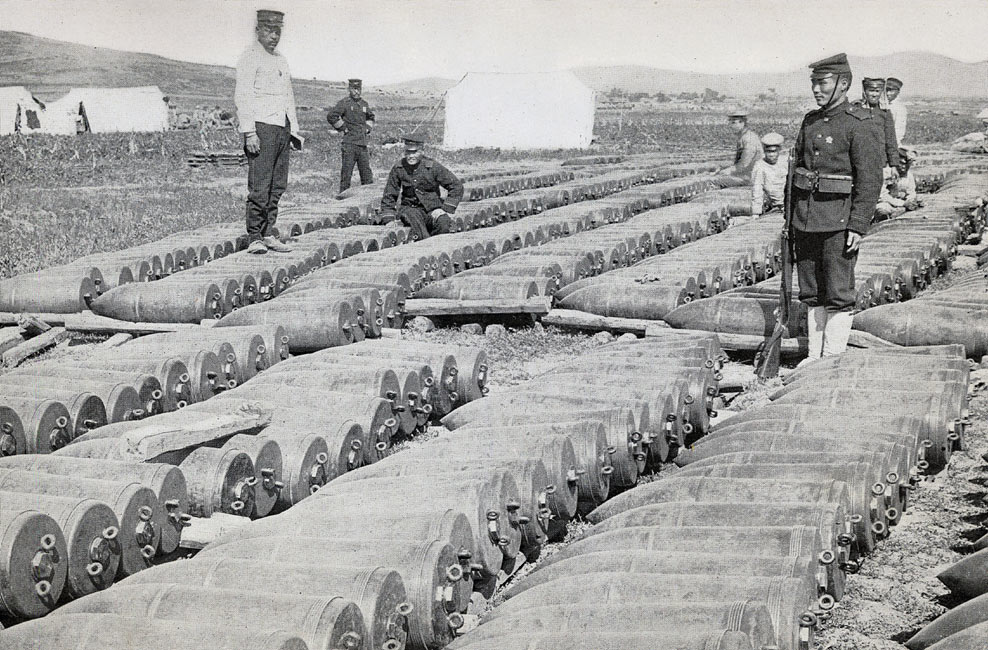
[757,53,883,375]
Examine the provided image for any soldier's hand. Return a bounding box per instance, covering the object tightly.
[244,133,261,155]
[846,231,863,252]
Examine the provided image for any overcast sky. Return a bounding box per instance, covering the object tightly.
[3,0,987,85]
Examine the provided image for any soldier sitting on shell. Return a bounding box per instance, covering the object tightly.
[749,132,789,219]
[874,147,920,221]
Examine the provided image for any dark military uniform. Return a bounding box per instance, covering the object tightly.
[853,101,899,169]
[380,155,464,241]
[328,86,375,192]
[793,99,883,312]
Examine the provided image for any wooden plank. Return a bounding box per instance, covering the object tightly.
[2,327,69,368]
[100,333,134,348]
[0,312,205,334]
[848,330,901,349]
[404,297,551,317]
[646,326,807,355]
[179,513,250,550]
[16,314,52,336]
[124,406,273,463]
[543,308,668,335]
[958,244,988,258]
[72,400,273,462]
[0,328,25,356]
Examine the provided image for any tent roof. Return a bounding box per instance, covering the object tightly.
[449,71,593,96]
[50,86,169,133]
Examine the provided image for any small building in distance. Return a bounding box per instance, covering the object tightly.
[45,86,171,134]
[0,86,46,135]
[443,71,595,150]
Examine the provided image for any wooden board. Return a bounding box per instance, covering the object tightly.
[0,328,25,356]
[543,308,669,335]
[72,400,274,462]
[2,327,69,367]
[404,297,551,317]
[644,327,895,354]
[100,333,134,348]
[16,314,51,336]
[646,326,807,355]
[0,312,207,334]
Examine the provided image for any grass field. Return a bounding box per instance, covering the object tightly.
[2,100,984,280]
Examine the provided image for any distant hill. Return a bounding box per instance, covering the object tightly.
[573,52,988,98]
[0,31,397,109]
[377,77,458,96]
[2,30,985,107]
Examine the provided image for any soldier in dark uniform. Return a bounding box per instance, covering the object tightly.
[328,78,375,196]
[854,77,900,171]
[793,53,884,361]
[380,135,464,241]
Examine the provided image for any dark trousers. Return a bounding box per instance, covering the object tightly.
[794,229,858,313]
[340,143,373,192]
[398,206,451,241]
[245,122,290,242]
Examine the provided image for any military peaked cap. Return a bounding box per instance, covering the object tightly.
[885,77,903,90]
[862,77,886,90]
[898,146,918,162]
[809,53,851,79]
[726,108,748,119]
[256,9,284,25]
[348,79,362,88]
[761,132,784,148]
[403,134,425,150]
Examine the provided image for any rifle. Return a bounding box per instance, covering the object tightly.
[755,147,796,379]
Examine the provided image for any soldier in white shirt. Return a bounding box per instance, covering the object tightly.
[750,132,788,216]
[235,9,299,254]
[885,77,907,145]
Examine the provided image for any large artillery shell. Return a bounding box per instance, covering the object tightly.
[54,583,366,650]
[906,592,988,650]
[588,475,850,525]
[2,454,188,555]
[0,491,119,599]
[937,546,988,599]
[0,271,97,313]
[217,299,356,352]
[178,447,256,518]
[90,281,224,323]
[125,559,411,650]
[0,613,310,650]
[0,502,67,618]
[0,396,72,453]
[203,537,464,650]
[0,468,160,578]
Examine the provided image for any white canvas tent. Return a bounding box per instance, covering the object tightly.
[443,71,595,150]
[0,86,46,135]
[47,86,170,133]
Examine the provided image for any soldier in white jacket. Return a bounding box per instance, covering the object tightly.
[750,132,788,217]
[885,77,907,145]
[234,9,299,254]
